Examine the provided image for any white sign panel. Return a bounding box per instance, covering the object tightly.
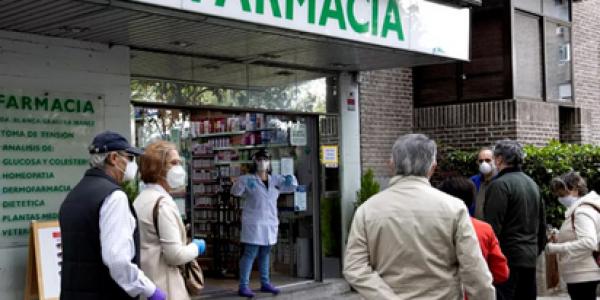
[37,226,62,299]
[131,0,470,60]
[0,90,105,247]
[294,185,307,212]
[290,123,307,146]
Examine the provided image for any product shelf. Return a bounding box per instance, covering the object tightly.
[194,131,245,138]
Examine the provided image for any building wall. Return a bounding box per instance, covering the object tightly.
[358,68,413,187]
[0,30,131,300]
[572,0,600,144]
[414,100,518,151]
[515,101,560,146]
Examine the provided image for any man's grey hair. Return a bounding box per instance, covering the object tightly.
[493,140,525,167]
[391,134,437,177]
[89,153,109,168]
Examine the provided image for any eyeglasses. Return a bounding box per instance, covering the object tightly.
[478,158,492,163]
[118,152,135,162]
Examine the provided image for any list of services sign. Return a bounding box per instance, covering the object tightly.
[0,91,104,247]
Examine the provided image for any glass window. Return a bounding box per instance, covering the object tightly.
[543,0,570,21]
[515,0,542,13]
[515,12,543,99]
[545,22,572,101]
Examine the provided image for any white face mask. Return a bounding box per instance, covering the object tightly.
[166,165,187,189]
[479,162,493,175]
[119,159,138,182]
[558,195,578,208]
[257,160,270,172]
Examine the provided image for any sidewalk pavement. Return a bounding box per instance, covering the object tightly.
[194,278,580,299]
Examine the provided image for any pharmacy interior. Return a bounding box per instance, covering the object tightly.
[131,70,329,293]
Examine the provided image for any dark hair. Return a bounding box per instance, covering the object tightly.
[550,171,588,197]
[493,140,525,168]
[438,176,476,208]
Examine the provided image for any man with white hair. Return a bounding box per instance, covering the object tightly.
[59,131,165,300]
[484,140,547,300]
[343,133,495,299]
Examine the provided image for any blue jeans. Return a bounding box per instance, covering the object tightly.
[239,244,271,289]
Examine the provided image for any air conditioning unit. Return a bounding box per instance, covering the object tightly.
[559,43,571,63]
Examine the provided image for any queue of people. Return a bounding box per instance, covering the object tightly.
[58,130,600,300]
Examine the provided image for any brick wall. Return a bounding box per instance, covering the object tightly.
[515,101,560,146]
[414,100,518,151]
[358,68,413,186]
[573,0,600,144]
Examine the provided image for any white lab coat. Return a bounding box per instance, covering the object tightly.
[231,174,298,246]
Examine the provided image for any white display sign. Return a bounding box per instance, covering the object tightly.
[37,226,62,299]
[294,185,307,212]
[131,0,470,60]
[280,157,295,176]
[290,123,307,146]
[0,90,105,247]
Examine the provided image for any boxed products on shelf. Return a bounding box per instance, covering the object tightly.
[192,169,217,181]
[192,142,213,155]
[193,184,219,194]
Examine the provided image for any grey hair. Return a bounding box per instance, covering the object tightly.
[89,153,109,168]
[391,134,437,177]
[493,140,525,167]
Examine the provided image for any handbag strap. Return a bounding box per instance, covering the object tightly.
[153,196,166,237]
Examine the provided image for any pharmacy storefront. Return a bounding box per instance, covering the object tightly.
[0,0,473,299]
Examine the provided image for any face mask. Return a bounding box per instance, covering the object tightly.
[118,157,138,182]
[479,162,493,175]
[257,160,270,172]
[166,165,187,189]
[558,195,578,208]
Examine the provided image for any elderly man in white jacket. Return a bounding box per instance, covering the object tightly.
[343,134,495,300]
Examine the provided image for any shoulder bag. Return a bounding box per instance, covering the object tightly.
[153,196,205,295]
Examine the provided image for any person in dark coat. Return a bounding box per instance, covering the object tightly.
[59,131,165,300]
[484,140,547,300]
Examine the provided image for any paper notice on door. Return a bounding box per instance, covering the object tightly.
[294,185,307,212]
[281,157,294,176]
[271,160,281,176]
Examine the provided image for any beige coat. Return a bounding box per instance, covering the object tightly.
[134,184,198,300]
[343,176,495,300]
[546,191,600,283]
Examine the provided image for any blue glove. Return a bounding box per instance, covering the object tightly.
[193,239,206,255]
[148,287,166,300]
[284,175,294,186]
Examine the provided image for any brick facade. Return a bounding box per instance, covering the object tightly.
[358,68,413,186]
[415,100,518,151]
[573,0,600,144]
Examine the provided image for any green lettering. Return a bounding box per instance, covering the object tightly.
[7,96,18,109]
[64,99,75,112]
[286,0,315,23]
[215,0,251,11]
[319,0,346,30]
[21,96,33,110]
[83,101,94,113]
[51,99,63,112]
[347,0,368,33]
[371,0,378,36]
[381,0,404,41]
[256,0,282,17]
[35,97,48,110]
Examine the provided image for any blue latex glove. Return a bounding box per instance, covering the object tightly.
[284,175,294,186]
[193,239,206,255]
[148,287,166,300]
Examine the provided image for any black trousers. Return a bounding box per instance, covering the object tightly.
[495,266,536,300]
[567,281,599,300]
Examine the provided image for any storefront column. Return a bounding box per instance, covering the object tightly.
[338,72,361,256]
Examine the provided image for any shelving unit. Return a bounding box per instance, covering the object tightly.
[189,112,298,278]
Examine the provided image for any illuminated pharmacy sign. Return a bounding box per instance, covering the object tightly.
[0,90,104,247]
[132,0,470,60]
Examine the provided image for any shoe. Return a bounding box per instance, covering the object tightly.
[260,283,280,295]
[238,286,255,298]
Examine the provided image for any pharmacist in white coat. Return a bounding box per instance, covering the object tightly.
[231,150,297,298]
